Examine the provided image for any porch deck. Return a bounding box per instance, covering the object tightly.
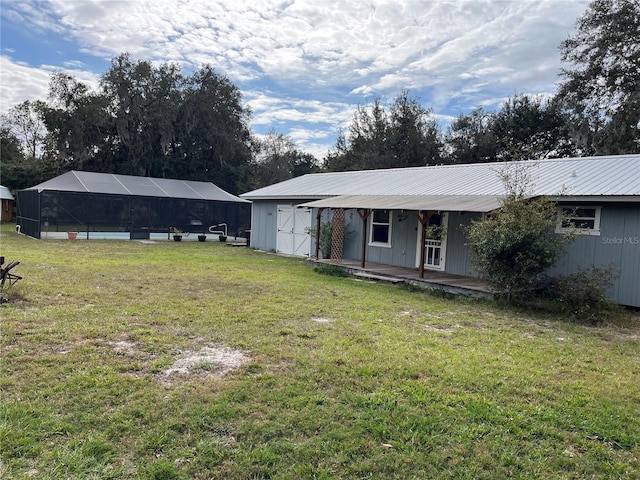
[309,258,493,298]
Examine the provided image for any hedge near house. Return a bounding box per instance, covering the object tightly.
[466,163,573,300]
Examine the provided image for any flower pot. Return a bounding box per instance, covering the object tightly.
[173,235,183,242]
[198,235,207,242]
[67,232,78,241]
[218,235,227,242]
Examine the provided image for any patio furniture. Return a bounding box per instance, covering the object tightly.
[0,257,22,289]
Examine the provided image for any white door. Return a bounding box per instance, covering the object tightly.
[277,205,311,257]
[416,212,448,271]
[293,207,312,256]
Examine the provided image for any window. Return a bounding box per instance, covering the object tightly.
[556,206,601,235]
[369,210,392,246]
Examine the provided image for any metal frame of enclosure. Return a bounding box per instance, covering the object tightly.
[16,171,251,240]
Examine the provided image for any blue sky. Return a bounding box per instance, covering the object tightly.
[0,0,589,159]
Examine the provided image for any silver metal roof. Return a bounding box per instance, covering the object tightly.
[0,186,14,201]
[300,195,503,212]
[241,155,640,202]
[24,171,250,203]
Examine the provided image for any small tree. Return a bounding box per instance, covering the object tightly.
[466,162,572,300]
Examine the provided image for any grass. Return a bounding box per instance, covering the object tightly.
[1,224,639,479]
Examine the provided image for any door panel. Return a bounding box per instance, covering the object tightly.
[416,212,448,271]
[293,208,312,256]
[276,205,294,254]
[277,205,311,257]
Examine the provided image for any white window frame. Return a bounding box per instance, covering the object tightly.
[369,210,393,247]
[556,205,602,236]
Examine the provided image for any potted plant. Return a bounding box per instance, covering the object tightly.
[171,227,183,241]
[425,224,446,240]
[197,233,207,242]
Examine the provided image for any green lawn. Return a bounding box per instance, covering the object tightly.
[1,226,639,479]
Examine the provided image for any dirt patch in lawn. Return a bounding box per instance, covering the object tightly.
[161,346,249,379]
[311,317,335,323]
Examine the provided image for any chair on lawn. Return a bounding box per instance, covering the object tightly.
[0,256,22,289]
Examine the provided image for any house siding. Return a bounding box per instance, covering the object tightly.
[548,203,640,307]
[249,199,639,307]
[249,201,279,252]
[250,200,319,254]
[442,212,479,276]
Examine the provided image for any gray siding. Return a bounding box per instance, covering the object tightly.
[549,203,640,307]
[362,211,418,268]
[249,201,278,251]
[443,212,480,276]
[250,200,639,307]
[250,200,319,254]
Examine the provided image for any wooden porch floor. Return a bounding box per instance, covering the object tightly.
[309,258,493,298]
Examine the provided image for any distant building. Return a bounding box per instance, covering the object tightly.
[16,171,251,240]
[0,186,15,222]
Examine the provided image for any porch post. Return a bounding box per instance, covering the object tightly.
[357,209,371,268]
[413,211,433,279]
[314,208,324,259]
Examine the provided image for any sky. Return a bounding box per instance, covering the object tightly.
[0,0,590,160]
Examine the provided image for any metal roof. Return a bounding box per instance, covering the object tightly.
[241,155,640,203]
[24,171,250,203]
[0,186,14,201]
[300,195,504,212]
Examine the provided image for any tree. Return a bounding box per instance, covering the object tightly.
[466,163,572,299]
[248,130,318,189]
[0,100,46,159]
[492,94,576,160]
[175,65,253,193]
[100,54,183,176]
[37,54,255,194]
[324,90,442,171]
[387,89,442,167]
[557,0,640,154]
[0,127,26,190]
[444,107,497,164]
[43,73,113,172]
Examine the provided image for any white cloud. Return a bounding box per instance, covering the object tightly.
[0,56,51,113]
[1,0,590,154]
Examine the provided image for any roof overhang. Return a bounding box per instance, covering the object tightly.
[550,195,640,203]
[299,194,504,212]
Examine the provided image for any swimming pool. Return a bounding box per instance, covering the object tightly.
[40,231,174,240]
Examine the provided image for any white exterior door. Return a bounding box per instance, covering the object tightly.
[416,212,448,271]
[277,205,311,257]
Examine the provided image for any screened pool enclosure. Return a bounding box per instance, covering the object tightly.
[16,171,251,240]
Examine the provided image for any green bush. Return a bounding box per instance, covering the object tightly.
[466,163,573,301]
[544,264,620,322]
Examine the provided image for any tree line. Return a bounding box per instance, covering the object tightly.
[1,0,638,195]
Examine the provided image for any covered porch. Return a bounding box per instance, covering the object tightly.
[309,258,494,298]
[301,194,501,297]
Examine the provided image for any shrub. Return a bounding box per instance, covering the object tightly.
[544,264,620,322]
[466,162,573,301]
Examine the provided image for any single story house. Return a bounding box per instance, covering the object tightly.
[17,171,251,240]
[241,154,640,307]
[1,185,15,222]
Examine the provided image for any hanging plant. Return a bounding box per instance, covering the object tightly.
[425,224,446,240]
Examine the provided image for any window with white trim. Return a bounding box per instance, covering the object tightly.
[369,210,392,246]
[556,206,601,235]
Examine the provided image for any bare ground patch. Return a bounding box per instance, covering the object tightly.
[311,317,335,323]
[160,346,249,379]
